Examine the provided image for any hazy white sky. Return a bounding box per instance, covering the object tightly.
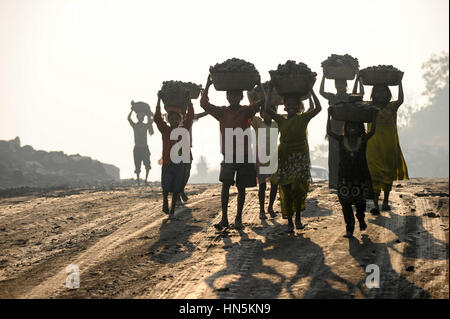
[1,0,449,180]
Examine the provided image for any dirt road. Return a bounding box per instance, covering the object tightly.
[0,179,448,298]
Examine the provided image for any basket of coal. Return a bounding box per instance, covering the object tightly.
[247,81,283,105]
[160,81,190,113]
[321,54,359,80]
[180,81,203,99]
[330,101,376,123]
[131,101,151,115]
[359,65,404,86]
[209,58,260,91]
[269,60,317,96]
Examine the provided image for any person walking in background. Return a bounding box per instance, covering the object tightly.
[327,107,378,238]
[366,80,408,215]
[127,101,154,186]
[251,107,279,220]
[320,74,364,190]
[154,93,194,219]
[200,75,264,230]
[264,83,322,233]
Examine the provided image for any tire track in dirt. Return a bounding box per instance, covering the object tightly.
[22,192,214,298]
[0,189,158,297]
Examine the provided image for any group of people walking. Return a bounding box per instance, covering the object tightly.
[127,67,409,238]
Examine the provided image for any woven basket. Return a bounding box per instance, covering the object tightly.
[359,69,403,86]
[270,74,314,96]
[247,88,283,105]
[186,86,201,99]
[211,72,259,91]
[161,88,189,109]
[323,65,356,80]
[331,103,375,123]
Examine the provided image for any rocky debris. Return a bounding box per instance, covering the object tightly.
[321,54,359,70]
[406,266,415,272]
[361,65,401,72]
[269,61,317,96]
[209,58,258,73]
[270,60,317,77]
[424,212,440,218]
[160,81,190,110]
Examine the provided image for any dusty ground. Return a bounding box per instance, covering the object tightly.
[0,178,448,299]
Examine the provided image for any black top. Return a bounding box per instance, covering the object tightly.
[335,135,371,183]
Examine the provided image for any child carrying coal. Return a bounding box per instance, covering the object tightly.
[127,101,154,186]
[154,92,194,219]
[200,75,265,230]
[326,107,378,238]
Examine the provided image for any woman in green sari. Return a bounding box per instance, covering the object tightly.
[265,83,322,232]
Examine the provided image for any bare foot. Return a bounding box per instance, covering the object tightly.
[214,220,229,230]
[233,219,244,230]
[162,202,169,214]
[344,231,354,238]
[295,220,305,230]
[287,221,294,233]
[359,219,367,231]
[268,208,278,218]
[144,180,149,187]
[259,211,267,220]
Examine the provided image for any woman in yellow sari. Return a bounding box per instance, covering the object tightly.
[265,83,322,232]
[366,80,408,215]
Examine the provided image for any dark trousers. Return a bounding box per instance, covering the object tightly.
[340,201,366,233]
[182,163,191,192]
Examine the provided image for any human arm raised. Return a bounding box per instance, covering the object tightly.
[199,74,224,120]
[393,79,404,110]
[153,92,169,133]
[319,74,335,101]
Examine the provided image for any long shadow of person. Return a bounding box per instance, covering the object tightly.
[147,206,203,264]
[369,210,448,261]
[348,234,430,298]
[254,223,356,298]
[204,228,286,299]
[302,197,334,218]
[206,217,356,298]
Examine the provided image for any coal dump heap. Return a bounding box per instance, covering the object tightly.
[0,137,119,189]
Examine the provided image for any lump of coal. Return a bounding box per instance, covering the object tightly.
[209,58,258,73]
[270,60,317,78]
[321,54,359,71]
